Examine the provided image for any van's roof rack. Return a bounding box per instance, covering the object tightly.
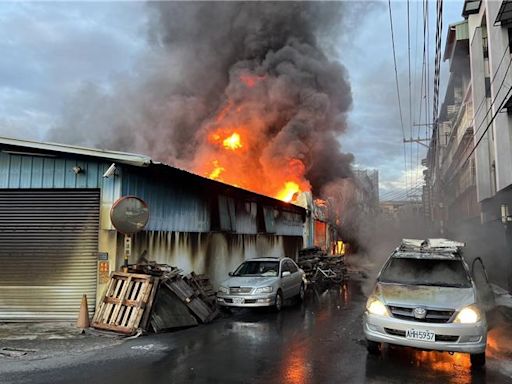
[399,238,465,254]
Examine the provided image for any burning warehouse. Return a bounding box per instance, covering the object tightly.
[0,3,362,322]
[0,136,314,321]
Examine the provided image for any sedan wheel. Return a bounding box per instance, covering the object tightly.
[470,352,486,368]
[298,283,305,302]
[274,291,283,312]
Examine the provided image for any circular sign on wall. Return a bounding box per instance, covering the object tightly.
[110,196,149,235]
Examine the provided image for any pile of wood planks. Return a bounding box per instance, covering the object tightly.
[297,247,347,287]
[92,264,218,335]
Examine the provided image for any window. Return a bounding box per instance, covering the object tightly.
[233,261,279,277]
[379,258,471,288]
[281,261,291,274]
[287,260,298,273]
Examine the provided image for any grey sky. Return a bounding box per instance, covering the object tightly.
[0,0,464,195]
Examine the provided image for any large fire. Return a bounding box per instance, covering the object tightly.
[194,73,311,202]
[276,182,301,203]
[222,132,242,150]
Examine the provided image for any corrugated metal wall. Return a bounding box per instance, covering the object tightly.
[0,189,100,320]
[122,168,304,237]
[122,171,210,232]
[0,152,121,202]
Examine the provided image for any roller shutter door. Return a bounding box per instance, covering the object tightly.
[0,189,100,320]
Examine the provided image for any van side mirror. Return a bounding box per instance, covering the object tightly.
[228,272,233,277]
[282,271,291,278]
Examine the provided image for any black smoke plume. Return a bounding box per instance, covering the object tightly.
[49,2,362,198]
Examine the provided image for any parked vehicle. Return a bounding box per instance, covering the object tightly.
[363,239,492,368]
[216,257,306,311]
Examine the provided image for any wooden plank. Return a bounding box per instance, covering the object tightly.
[120,280,137,326]
[129,280,153,330]
[109,276,132,325]
[92,275,116,323]
[141,278,159,330]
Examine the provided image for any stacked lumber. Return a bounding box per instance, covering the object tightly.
[92,264,218,335]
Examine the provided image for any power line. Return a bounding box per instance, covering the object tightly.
[387,0,409,201]
[407,0,413,198]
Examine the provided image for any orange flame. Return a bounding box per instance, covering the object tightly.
[223,132,243,150]
[276,181,301,202]
[240,74,265,88]
[208,160,225,180]
[194,75,311,203]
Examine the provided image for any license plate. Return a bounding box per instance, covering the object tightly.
[406,329,435,341]
[232,297,245,305]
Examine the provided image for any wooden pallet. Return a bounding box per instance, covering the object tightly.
[92,272,155,335]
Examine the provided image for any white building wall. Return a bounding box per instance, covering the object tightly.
[486,1,512,192]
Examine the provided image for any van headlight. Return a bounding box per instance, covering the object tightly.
[454,305,481,324]
[218,286,229,294]
[254,286,273,294]
[366,296,389,316]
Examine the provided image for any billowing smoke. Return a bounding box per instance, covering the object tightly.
[49,2,358,199]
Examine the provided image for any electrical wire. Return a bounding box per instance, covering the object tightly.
[388,0,409,200]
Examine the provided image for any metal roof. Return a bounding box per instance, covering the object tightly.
[0,136,305,215]
[0,136,151,167]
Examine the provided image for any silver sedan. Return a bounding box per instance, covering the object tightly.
[216,257,306,311]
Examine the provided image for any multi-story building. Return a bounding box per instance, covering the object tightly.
[426,0,512,288]
[427,17,478,235]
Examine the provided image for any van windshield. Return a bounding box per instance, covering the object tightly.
[378,258,471,288]
[233,261,279,277]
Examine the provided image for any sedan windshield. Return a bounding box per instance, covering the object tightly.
[233,261,279,277]
[378,258,471,288]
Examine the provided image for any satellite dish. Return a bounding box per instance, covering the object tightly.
[110,196,149,235]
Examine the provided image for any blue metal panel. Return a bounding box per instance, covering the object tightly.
[8,155,21,188]
[0,153,9,188]
[235,202,257,234]
[42,158,55,188]
[76,161,87,188]
[20,156,32,188]
[53,159,66,188]
[86,161,98,188]
[122,172,210,232]
[31,157,44,188]
[64,159,76,188]
[0,152,123,195]
[274,211,304,237]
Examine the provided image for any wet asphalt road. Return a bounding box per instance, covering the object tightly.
[3,278,512,384]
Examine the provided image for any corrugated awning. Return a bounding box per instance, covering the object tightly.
[0,136,151,167]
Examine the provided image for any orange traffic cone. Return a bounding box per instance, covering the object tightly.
[77,294,90,331]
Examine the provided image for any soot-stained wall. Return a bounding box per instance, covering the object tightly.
[118,231,303,287]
